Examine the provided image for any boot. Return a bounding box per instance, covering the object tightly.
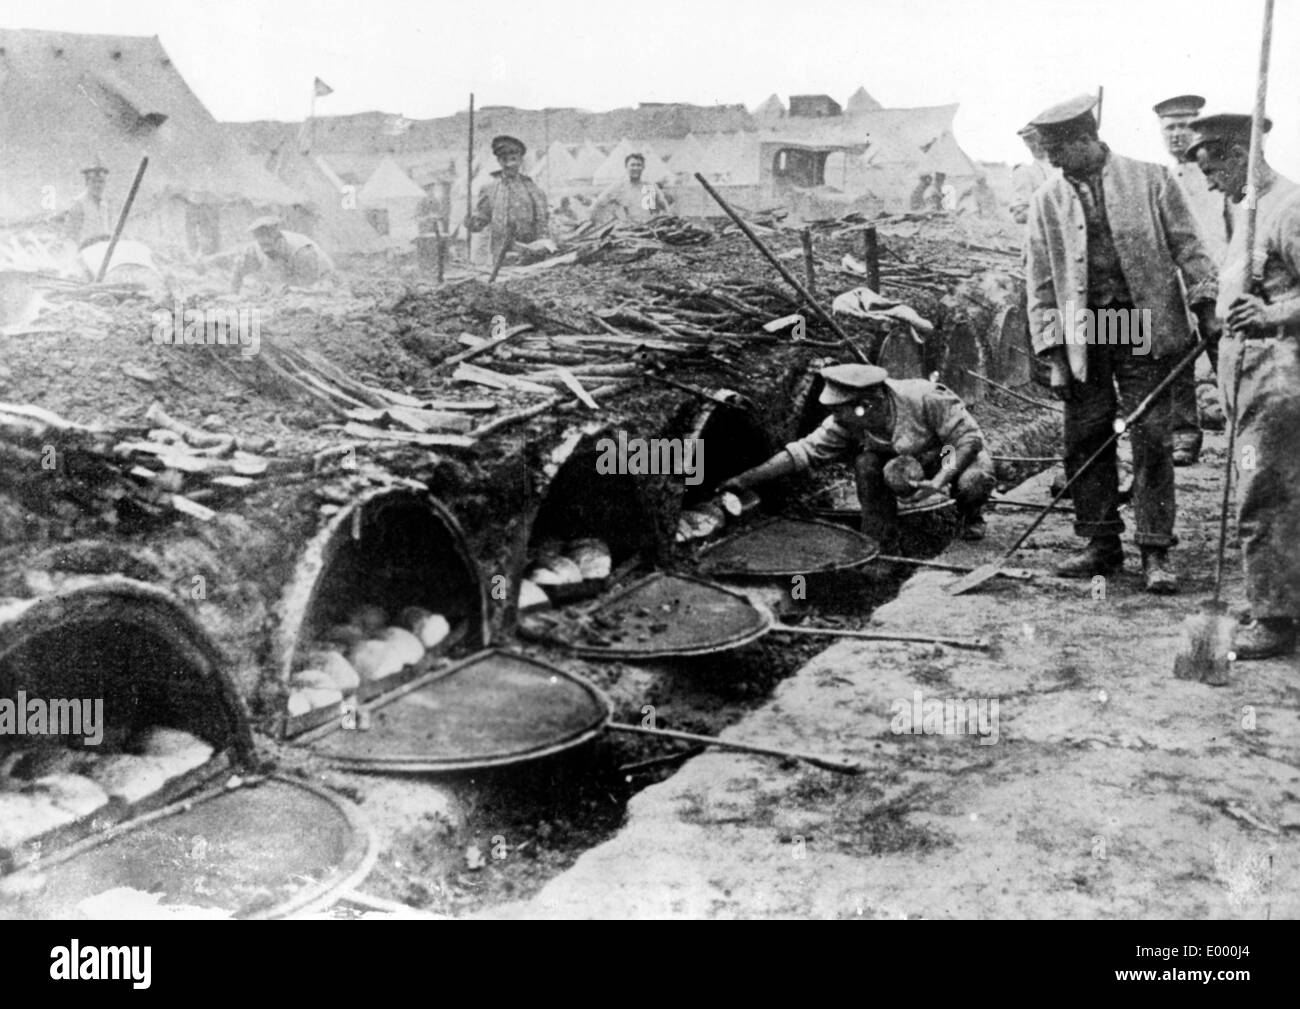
[1053,537,1124,578]
[958,507,986,542]
[1140,547,1178,595]
[1233,618,1297,660]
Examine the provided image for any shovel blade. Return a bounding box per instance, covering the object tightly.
[1172,611,1235,686]
[946,562,1002,596]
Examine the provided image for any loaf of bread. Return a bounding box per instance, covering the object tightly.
[299,650,361,691]
[399,607,451,650]
[676,503,725,542]
[31,774,110,819]
[83,754,169,804]
[567,538,611,580]
[348,628,423,682]
[517,578,550,612]
[287,687,343,716]
[0,792,77,849]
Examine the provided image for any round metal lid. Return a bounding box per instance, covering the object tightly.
[0,776,377,920]
[305,649,611,773]
[537,572,773,660]
[696,517,880,578]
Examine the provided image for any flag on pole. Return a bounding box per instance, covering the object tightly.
[313,77,334,97]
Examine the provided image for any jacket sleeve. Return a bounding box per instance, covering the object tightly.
[1025,190,1061,356]
[1157,166,1219,307]
[784,415,856,470]
[922,387,984,455]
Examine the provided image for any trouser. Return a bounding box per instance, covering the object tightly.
[1170,364,1203,454]
[1063,340,1177,547]
[1219,334,1300,620]
[854,446,996,544]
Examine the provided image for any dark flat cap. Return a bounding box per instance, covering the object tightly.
[1030,93,1099,133]
[818,363,889,405]
[491,135,526,157]
[1185,113,1273,159]
[1153,94,1205,117]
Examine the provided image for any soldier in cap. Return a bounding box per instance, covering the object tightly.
[465,135,550,259]
[720,363,996,547]
[1153,94,1233,465]
[1010,125,1056,226]
[64,156,114,250]
[591,153,673,225]
[1187,112,1300,658]
[231,216,335,293]
[1025,93,1220,592]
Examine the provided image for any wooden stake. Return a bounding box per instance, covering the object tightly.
[800,228,816,298]
[863,226,880,292]
[96,156,148,283]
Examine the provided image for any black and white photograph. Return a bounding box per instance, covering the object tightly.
[0,0,1296,946]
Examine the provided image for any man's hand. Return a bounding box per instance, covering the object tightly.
[1227,294,1270,336]
[1193,302,1222,372]
[718,475,748,495]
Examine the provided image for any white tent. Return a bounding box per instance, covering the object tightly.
[358,156,426,246]
[666,132,710,181]
[570,141,607,181]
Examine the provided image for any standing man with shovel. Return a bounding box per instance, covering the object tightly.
[1026,93,1221,593]
[1188,112,1300,659]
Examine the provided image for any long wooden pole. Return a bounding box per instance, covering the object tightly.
[95,155,148,283]
[466,93,475,257]
[694,172,868,363]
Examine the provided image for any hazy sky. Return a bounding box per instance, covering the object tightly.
[9,0,1298,168]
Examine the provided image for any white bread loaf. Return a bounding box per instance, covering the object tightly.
[299,650,361,691]
[0,792,76,849]
[567,538,611,579]
[83,754,169,804]
[380,627,424,666]
[517,578,550,612]
[399,607,451,649]
[31,774,110,819]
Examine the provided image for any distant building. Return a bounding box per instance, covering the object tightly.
[788,95,843,119]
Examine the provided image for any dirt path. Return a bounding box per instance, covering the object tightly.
[493,433,1300,919]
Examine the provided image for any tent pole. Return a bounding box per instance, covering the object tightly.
[466,93,475,258]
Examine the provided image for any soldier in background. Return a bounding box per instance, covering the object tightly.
[1010,125,1054,225]
[64,157,114,250]
[1154,94,1233,464]
[231,217,335,293]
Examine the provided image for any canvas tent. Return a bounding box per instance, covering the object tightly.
[255,147,387,255]
[0,29,304,253]
[845,86,883,114]
[752,94,786,121]
[358,156,426,246]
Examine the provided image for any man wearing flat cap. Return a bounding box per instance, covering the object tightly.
[64,157,115,250]
[1188,112,1300,658]
[1153,94,1232,466]
[1026,93,1220,593]
[465,135,550,260]
[231,216,335,293]
[721,364,996,547]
